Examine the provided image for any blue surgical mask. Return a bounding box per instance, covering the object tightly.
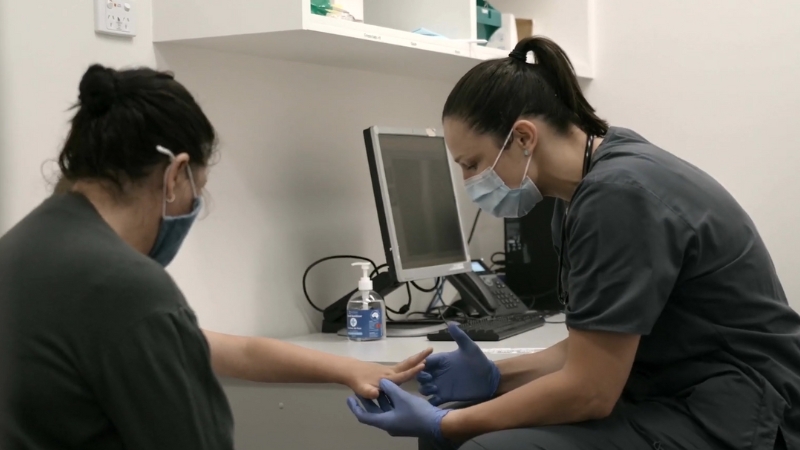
[464,128,543,218]
[149,145,203,267]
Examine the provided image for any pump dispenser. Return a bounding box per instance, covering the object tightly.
[346,262,386,341]
[355,263,372,299]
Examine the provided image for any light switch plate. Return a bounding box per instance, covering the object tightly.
[94,0,136,37]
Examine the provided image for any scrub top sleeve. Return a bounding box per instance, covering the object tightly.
[564,182,692,334]
[91,309,234,450]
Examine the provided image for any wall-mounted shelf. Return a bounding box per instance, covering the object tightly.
[153,0,593,82]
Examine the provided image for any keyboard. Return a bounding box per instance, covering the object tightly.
[427,313,546,341]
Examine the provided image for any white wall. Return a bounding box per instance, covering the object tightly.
[583,0,800,310]
[0,1,156,231]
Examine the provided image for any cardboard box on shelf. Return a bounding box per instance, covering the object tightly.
[516,18,533,41]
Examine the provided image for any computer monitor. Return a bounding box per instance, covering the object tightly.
[363,126,472,283]
[320,126,472,334]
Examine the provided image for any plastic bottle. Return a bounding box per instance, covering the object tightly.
[346,262,386,341]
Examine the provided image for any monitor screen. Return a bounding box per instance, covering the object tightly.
[377,134,467,270]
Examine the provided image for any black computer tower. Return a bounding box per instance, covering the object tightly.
[503,197,562,312]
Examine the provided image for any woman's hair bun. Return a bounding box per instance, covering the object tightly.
[78,64,118,116]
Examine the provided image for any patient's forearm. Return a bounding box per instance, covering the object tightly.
[495,338,568,394]
[203,330,353,384]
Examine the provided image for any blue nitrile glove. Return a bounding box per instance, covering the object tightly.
[417,322,500,406]
[347,379,450,441]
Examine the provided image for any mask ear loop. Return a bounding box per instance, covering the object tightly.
[496,127,533,186]
[491,127,516,170]
[185,166,198,198]
[520,150,533,185]
[156,145,199,197]
[156,145,199,216]
[156,146,175,217]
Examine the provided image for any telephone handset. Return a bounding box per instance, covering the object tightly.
[447,260,528,316]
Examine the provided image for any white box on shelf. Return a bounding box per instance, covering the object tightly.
[306,14,469,57]
[329,0,363,22]
[364,0,472,40]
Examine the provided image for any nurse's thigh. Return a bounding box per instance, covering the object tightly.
[458,416,649,450]
[459,401,715,450]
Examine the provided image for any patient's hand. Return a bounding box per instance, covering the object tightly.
[346,348,433,399]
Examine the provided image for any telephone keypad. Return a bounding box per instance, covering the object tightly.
[481,275,523,310]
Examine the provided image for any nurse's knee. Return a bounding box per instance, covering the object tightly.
[420,429,569,450]
[418,437,457,450]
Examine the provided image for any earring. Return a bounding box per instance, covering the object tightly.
[523,149,531,157]
[166,193,176,203]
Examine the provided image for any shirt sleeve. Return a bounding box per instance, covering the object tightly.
[564,181,693,334]
[91,308,235,450]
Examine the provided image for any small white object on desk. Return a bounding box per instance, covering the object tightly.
[481,347,544,355]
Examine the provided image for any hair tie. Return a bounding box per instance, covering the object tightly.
[509,49,528,62]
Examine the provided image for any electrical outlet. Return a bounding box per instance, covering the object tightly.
[94,0,136,37]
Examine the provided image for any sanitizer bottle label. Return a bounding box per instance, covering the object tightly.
[347,309,383,339]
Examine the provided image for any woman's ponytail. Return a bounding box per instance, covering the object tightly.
[513,37,607,137]
[444,36,607,140]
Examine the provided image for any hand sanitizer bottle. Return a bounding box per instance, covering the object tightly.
[346,262,386,341]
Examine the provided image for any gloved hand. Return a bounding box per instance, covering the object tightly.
[347,379,450,441]
[417,322,500,405]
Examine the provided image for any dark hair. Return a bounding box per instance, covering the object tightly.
[58,64,216,187]
[443,36,607,142]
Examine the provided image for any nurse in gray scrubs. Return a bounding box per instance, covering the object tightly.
[347,36,800,450]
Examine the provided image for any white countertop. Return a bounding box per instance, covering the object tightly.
[283,315,568,364]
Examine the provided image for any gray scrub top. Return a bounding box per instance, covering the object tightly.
[552,127,800,449]
[0,193,235,449]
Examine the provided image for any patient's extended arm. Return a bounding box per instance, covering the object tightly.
[203,329,431,399]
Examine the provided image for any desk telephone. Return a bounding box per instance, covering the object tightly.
[447,260,528,316]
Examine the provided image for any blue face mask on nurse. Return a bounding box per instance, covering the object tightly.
[452,121,544,218]
[463,125,544,218]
